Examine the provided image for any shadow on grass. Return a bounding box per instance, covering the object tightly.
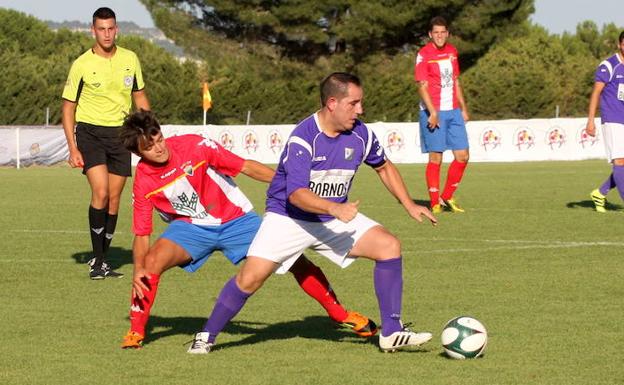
[143,315,379,350]
[437,351,486,360]
[566,199,623,211]
[411,198,431,207]
[392,198,430,207]
[70,246,133,270]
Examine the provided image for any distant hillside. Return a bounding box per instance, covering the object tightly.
[46,20,185,58]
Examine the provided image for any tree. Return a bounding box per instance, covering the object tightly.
[0,8,201,125]
[562,21,622,60]
[142,0,534,69]
[120,35,203,124]
[462,25,595,119]
[141,0,535,124]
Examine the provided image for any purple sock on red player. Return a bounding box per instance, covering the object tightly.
[202,277,250,343]
[374,257,403,336]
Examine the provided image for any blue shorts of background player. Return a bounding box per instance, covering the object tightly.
[160,212,260,272]
[419,108,469,153]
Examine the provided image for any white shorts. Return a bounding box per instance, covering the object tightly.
[247,212,381,274]
[602,123,624,161]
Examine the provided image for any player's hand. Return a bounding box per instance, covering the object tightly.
[406,203,438,226]
[68,148,84,168]
[427,113,439,129]
[329,200,359,223]
[586,120,596,137]
[132,268,151,299]
[462,109,470,123]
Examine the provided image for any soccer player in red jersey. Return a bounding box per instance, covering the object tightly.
[415,16,470,214]
[118,110,377,349]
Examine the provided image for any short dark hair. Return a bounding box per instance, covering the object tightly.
[619,30,624,44]
[93,7,116,25]
[429,16,448,31]
[320,72,361,107]
[119,110,161,155]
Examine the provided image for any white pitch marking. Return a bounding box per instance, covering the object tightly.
[8,229,127,235]
[405,240,623,255]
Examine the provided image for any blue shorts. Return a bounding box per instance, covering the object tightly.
[159,212,261,273]
[419,109,469,153]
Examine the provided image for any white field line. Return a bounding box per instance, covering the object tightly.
[8,230,621,249]
[407,237,624,245]
[404,237,623,255]
[1,231,620,262]
[7,229,127,235]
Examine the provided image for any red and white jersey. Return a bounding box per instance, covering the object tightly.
[414,42,460,111]
[132,134,253,236]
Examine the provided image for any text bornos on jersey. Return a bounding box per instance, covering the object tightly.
[308,169,355,198]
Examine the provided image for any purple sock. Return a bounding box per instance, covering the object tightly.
[612,165,624,200]
[599,173,616,196]
[374,257,403,337]
[202,277,251,343]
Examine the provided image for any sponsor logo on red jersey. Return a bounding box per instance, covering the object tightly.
[180,160,194,176]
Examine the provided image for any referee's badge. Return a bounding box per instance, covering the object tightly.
[344,147,354,160]
[124,75,133,87]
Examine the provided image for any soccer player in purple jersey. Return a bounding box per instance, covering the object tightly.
[187,72,437,354]
[118,111,378,350]
[587,31,624,212]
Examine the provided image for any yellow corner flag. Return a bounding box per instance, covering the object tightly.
[202,82,212,111]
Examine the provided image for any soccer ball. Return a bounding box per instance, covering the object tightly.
[441,316,487,359]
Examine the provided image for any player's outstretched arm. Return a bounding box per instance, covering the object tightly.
[374,161,437,226]
[289,188,359,223]
[132,235,151,299]
[240,160,276,183]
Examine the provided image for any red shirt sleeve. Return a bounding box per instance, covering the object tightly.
[452,45,460,77]
[197,137,245,176]
[132,167,154,236]
[414,46,428,82]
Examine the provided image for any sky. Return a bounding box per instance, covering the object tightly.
[0,0,622,33]
[0,0,156,27]
[531,0,624,34]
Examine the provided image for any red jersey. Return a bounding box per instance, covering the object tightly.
[132,134,252,236]
[414,42,460,111]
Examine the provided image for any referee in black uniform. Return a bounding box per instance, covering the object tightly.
[62,7,150,279]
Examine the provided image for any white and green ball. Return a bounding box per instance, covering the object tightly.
[441,316,487,359]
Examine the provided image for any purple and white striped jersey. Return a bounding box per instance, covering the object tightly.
[595,53,624,124]
[265,113,387,222]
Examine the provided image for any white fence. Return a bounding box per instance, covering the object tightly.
[0,118,606,168]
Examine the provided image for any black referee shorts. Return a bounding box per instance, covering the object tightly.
[75,122,132,177]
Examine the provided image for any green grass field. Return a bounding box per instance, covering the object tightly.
[0,161,622,385]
